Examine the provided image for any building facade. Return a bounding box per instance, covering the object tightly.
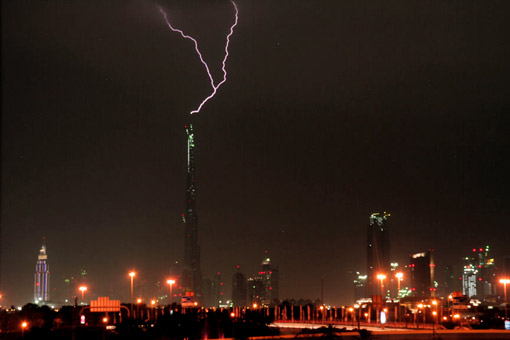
[409,251,435,298]
[232,268,247,307]
[367,212,391,297]
[182,124,202,300]
[34,242,50,303]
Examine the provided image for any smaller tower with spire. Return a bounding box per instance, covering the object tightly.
[34,237,50,303]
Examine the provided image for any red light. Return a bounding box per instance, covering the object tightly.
[478,278,482,281]
[270,287,272,290]
[479,248,483,252]
[36,283,40,286]
[220,282,223,286]
[473,249,476,252]
[459,277,462,280]
[217,272,220,275]
[478,265,482,268]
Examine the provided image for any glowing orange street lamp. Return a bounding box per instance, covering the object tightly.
[78,286,88,304]
[166,279,176,304]
[21,321,28,337]
[500,278,510,320]
[129,271,136,318]
[395,273,403,299]
[376,274,386,306]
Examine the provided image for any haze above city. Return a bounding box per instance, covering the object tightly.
[2,0,510,307]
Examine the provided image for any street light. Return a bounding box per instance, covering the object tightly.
[354,304,361,329]
[129,271,136,318]
[21,321,28,338]
[500,278,510,321]
[376,274,386,300]
[137,298,142,319]
[78,286,88,304]
[151,299,157,321]
[395,272,403,323]
[167,279,175,305]
[348,307,354,327]
[376,274,386,324]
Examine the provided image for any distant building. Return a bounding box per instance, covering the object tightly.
[213,272,224,307]
[462,246,496,298]
[34,241,50,303]
[248,254,279,306]
[409,251,435,298]
[353,272,367,301]
[367,212,391,297]
[443,265,455,296]
[232,267,247,307]
[248,276,264,306]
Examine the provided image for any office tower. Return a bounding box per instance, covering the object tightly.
[462,246,496,298]
[248,276,264,306]
[443,265,455,296]
[232,266,247,307]
[201,277,214,307]
[367,212,391,297]
[34,241,50,303]
[182,124,202,300]
[353,272,367,301]
[409,251,435,298]
[213,272,224,307]
[248,254,280,306]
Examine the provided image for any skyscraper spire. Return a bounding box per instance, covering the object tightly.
[183,124,202,299]
[34,237,50,303]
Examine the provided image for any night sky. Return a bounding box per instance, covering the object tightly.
[2,0,510,306]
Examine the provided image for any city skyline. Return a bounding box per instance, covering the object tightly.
[2,0,510,307]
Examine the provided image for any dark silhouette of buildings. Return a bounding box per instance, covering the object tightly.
[182,124,202,301]
[232,266,247,307]
[366,212,391,297]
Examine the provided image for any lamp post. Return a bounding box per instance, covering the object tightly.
[395,272,403,323]
[354,304,361,329]
[348,307,354,327]
[432,300,438,336]
[78,286,88,305]
[376,274,386,324]
[151,300,156,321]
[21,321,28,338]
[417,304,423,328]
[167,279,175,305]
[137,298,142,319]
[129,271,136,318]
[500,279,510,321]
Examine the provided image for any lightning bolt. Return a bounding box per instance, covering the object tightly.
[159,1,239,114]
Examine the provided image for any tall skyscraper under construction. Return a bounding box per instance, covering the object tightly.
[182,124,202,300]
[34,240,50,303]
[367,212,391,297]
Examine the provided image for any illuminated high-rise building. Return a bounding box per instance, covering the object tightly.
[367,212,391,297]
[248,253,279,306]
[34,241,50,303]
[462,246,496,298]
[353,272,367,301]
[182,124,202,300]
